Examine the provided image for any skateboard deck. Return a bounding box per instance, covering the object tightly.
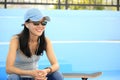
[63,72,102,79]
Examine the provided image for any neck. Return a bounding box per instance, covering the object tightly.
[29,34,39,43]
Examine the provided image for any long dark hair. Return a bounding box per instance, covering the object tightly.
[17,20,46,57]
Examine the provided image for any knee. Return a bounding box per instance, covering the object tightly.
[48,71,64,80]
[7,74,20,80]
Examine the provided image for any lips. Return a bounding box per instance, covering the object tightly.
[35,27,45,34]
[35,28,45,34]
[36,29,42,32]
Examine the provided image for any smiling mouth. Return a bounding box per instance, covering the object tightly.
[35,28,41,31]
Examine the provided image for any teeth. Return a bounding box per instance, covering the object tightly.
[37,29,41,31]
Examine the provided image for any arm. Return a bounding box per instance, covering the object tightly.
[44,37,59,73]
[6,36,38,77]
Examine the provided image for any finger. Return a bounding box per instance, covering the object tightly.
[44,77,48,80]
[41,74,45,77]
[35,76,46,80]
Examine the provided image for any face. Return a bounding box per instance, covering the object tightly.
[25,18,47,36]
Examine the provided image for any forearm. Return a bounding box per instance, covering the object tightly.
[6,66,32,76]
[51,63,59,72]
[45,63,59,74]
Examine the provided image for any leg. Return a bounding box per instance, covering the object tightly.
[20,77,34,80]
[81,78,88,80]
[7,74,20,80]
[47,71,64,80]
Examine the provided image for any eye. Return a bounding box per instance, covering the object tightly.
[33,22,40,25]
[41,21,47,26]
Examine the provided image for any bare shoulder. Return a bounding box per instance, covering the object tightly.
[10,36,19,47]
[45,37,51,43]
[11,35,19,39]
[10,36,19,42]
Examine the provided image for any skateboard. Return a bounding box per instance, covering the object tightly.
[63,72,102,80]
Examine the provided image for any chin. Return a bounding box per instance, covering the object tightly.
[37,33,43,36]
[34,31,44,36]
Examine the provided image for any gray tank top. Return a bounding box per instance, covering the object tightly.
[14,46,40,77]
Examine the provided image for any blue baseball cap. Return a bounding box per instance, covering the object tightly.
[24,8,50,22]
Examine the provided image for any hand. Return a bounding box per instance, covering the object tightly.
[35,77,47,80]
[30,70,41,77]
[35,69,48,80]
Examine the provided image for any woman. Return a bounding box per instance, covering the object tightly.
[6,8,64,80]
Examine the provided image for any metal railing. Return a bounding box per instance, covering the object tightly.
[0,0,120,11]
